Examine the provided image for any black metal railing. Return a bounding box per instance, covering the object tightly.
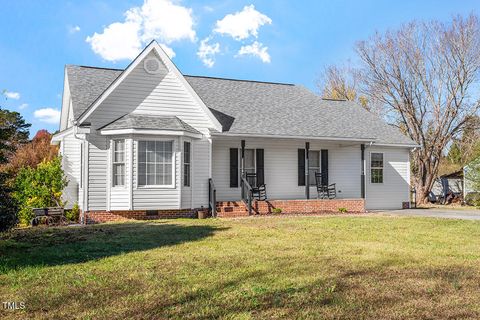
[208,178,217,217]
[241,175,253,215]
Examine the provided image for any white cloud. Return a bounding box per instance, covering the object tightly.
[4,91,20,100]
[197,37,220,67]
[237,41,271,63]
[159,43,176,58]
[203,5,214,12]
[69,25,81,34]
[18,103,28,110]
[214,5,271,40]
[34,108,61,124]
[86,0,195,62]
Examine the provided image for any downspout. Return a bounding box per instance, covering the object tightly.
[305,142,310,199]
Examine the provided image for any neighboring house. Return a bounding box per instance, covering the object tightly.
[52,41,417,223]
[431,170,464,200]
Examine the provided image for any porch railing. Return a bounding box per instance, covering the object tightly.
[241,175,253,215]
[208,178,217,217]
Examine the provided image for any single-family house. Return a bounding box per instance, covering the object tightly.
[52,41,417,223]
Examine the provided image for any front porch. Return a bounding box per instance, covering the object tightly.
[210,136,369,217]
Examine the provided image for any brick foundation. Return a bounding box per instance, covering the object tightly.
[217,199,365,218]
[83,209,197,224]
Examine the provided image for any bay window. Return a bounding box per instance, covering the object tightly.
[138,141,174,187]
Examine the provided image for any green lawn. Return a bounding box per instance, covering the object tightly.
[1,215,480,319]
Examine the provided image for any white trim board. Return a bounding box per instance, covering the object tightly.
[100,128,203,139]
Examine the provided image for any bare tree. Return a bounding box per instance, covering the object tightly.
[317,64,370,109]
[356,14,480,204]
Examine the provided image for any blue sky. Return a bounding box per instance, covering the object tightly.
[1,0,479,136]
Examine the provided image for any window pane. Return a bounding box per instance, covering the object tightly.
[147,149,155,162]
[147,141,156,152]
[138,149,146,163]
[309,151,320,167]
[139,141,146,152]
[113,164,125,186]
[114,140,124,151]
[371,153,383,168]
[371,168,383,183]
[147,174,156,185]
[164,141,172,152]
[138,140,174,186]
[138,163,146,186]
[184,164,190,186]
[114,151,124,163]
[184,142,190,164]
[155,164,163,185]
[244,149,254,169]
[164,152,172,164]
[164,164,172,185]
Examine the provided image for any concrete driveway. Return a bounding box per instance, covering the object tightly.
[376,208,480,220]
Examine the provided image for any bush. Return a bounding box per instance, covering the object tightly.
[65,203,80,222]
[13,157,67,225]
[272,208,282,214]
[338,207,348,213]
[465,192,480,206]
[0,173,18,231]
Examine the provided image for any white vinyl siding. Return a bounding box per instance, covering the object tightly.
[87,133,108,210]
[192,139,210,208]
[85,51,215,135]
[365,147,410,210]
[60,132,82,209]
[212,138,362,201]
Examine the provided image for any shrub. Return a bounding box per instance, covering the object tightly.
[465,192,480,207]
[65,203,80,222]
[272,208,282,214]
[338,207,348,213]
[13,157,67,225]
[0,172,18,231]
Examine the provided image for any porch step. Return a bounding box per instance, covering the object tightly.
[215,201,250,217]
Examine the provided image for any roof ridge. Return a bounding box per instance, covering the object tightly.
[184,74,295,86]
[67,64,124,71]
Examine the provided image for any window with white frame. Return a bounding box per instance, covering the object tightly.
[308,150,320,185]
[183,141,191,187]
[371,152,384,183]
[138,141,173,187]
[112,140,125,187]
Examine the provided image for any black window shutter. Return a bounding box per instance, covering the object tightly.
[230,148,239,187]
[321,149,328,185]
[298,149,305,186]
[256,149,264,186]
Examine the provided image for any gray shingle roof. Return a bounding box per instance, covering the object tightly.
[66,65,416,146]
[66,65,122,119]
[185,76,415,145]
[100,114,201,134]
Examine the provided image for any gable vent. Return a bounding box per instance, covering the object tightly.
[144,58,162,74]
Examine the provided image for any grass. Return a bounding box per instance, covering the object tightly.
[1,215,480,319]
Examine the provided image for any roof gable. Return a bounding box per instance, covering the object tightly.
[75,41,222,134]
